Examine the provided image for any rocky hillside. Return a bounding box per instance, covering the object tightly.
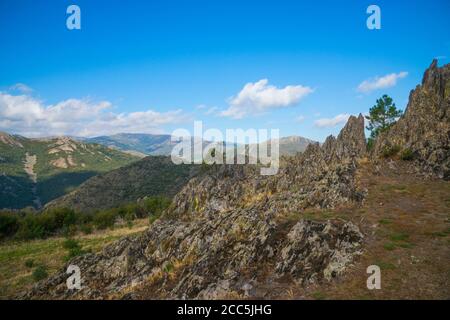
[374,59,449,179]
[23,61,449,300]
[0,134,139,209]
[23,113,367,299]
[45,156,199,212]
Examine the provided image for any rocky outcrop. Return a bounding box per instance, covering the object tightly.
[374,60,450,179]
[24,114,367,299]
[22,213,363,300]
[170,114,366,219]
[0,131,23,148]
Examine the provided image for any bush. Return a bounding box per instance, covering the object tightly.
[80,224,93,235]
[93,210,117,230]
[63,238,80,250]
[24,259,34,268]
[32,265,48,281]
[15,214,46,240]
[143,196,171,217]
[381,145,400,158]
[0,211,19,239]
[63,238,89,261]
[13,208,80,240]
[366,137,375,151]
[400,148,414,161]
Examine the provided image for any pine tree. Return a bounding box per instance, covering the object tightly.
[365,95,403,148]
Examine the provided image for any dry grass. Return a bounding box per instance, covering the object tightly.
[298,161,450,299]
[0,219,148,299]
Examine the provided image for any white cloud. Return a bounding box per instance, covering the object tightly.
[204,106,219,115]
[357,72,408,93]
[314,114,350,128]
[295,115,305,123]
[0,92,188,137]
[220,79,313,119]
[9,83,33,94]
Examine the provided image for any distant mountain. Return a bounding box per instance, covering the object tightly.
[84,133,176,156]
[83,133,316,157]
[0,132,139,210]
[269,136,317,156]
[246,135,317,157]
[46,156,199,213]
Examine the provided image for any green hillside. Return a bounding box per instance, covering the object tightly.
[0,132,139,209]
[46,156,199,213]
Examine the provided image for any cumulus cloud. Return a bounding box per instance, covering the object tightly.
[0,92,188,137]
[314,114,350,128]
[357,72,408,93]
[220,79,313,119]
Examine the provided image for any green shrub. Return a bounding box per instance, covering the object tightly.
[32,265,48,281]
[24,259,34,268]
[143,196,171,219]
[80,224,93,235]
[63,238,80,250]
[381,145,401,158]
[13,208,80,240]
[367,137,375,151]
[15,214,46,240]
[0,211,20,239]
[62,238,89,261]
[400,148,414,161]
[93,210,117,230]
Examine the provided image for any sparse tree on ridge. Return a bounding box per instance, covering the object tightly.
[365,94,403,148]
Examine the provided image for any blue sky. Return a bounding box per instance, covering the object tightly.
[0,0,449,141]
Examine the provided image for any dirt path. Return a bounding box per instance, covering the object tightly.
[23,153,42,208]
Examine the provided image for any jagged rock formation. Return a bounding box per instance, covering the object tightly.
[24,114,367,299]
[374,60,450,179]
[171,114,366,218]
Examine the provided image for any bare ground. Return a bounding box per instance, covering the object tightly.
[282,159,450,300]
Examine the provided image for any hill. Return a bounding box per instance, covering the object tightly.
[0,134,139,209]
[45,156,199,212]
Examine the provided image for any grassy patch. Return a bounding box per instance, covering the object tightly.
[311,291,326,300]
[0,219,148,298]
[389,232,409,242]
[383,242,396,251]
[374,260,396,270]
[398,242,415,249]
[378,219,392,225]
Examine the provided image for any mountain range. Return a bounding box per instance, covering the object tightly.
[82,133,316,157]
